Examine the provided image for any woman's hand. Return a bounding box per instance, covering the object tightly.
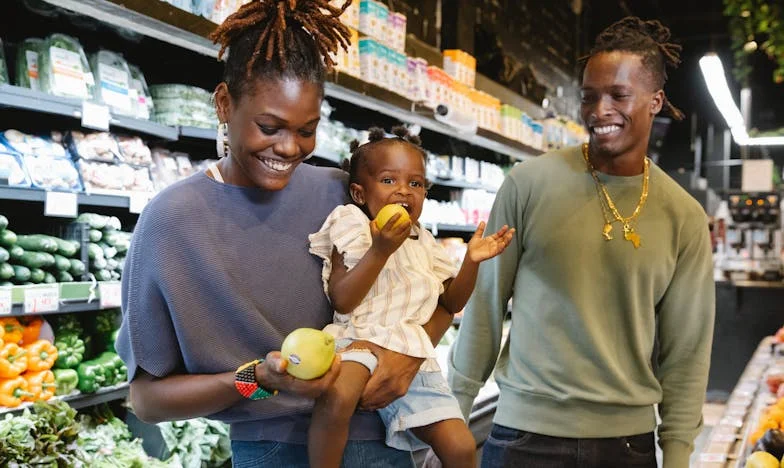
[352,342,424,410]
[255,351,341,400]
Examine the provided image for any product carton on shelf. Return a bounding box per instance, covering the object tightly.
[388,12,407,52]
[331,0,360,30]
[443,49,476,88]
[359,37,383,88]
[334,27,360,78]
[407,57,428,103]
[359,0,388,43]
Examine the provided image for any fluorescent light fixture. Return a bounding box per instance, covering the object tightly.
[699,53,784,146]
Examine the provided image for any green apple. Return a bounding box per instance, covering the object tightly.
[374,204,410,230]
[281,328,336,380]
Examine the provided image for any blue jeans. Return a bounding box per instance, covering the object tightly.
[481,424,657,468]
[231,439,415,468]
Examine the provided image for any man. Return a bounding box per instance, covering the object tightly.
[448,17,714,468]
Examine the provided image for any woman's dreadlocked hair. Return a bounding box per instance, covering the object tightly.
[343,126,427,189]
[587,16,685,121]
[209,0,352,98]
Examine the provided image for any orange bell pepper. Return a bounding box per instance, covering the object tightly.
[0,343,27,378]
[25,340,57,372]
[1,318,23,345]
[23,370,55,401]
[21,317,43,345]
[0,376,34,407]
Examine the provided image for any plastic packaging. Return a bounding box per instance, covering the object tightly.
[23,155,82,191]
[0,129,67,158]
[150,147,195,190]
[38,33,94,99]
[90,50,133,116]
[116,136,152,166]
[150,84,217,128]
[15,38,43,91]
[78,159,154,192]
[128,64,154,120]
[68,131,120,163]
[0,39,9,85]
[0,151,31,187]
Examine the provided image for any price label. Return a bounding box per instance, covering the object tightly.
[44,191,78,218]
[23,285,59,314]
[0,287,12,315]
[699,453,727,462]
[81,101,110,131]
[99,282,122,309]
[128,192,150,214]
[712,433,738,443]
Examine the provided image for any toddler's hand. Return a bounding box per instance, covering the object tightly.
[466,222,515,263]
[369,214,411,258]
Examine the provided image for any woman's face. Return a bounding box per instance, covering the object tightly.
[215,78,322,191]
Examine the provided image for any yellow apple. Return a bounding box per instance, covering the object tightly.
[280,328,336,380]
[745,451,779,468]
[374,204,410,229]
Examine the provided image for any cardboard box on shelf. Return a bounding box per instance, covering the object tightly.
[331,0,360,30]
[334,27,360,77]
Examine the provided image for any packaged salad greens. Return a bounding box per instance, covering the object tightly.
[90,50,133,116]
[38,33,94,99]
[128,64,154,120]
[15,38,43,91]
[0,39,8,85]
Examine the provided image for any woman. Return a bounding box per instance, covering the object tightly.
[116,1,454,466]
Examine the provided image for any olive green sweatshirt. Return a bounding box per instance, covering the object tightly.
[448,145,715,468]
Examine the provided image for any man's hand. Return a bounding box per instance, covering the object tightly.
[255,351,341,400]
[354,342,424,410]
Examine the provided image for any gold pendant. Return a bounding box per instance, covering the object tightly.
[602,223,613,240]
[623,224,641,249]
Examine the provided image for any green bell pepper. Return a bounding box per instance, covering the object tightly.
[53,333,85,369]
[53,368,79,395]
[106,328,119,352]
[96,351,125,386]
[76,360,105,393]
[54,314,84,336]
[95,309,117,336]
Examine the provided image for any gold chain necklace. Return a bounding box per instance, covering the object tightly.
[582,143,649,249]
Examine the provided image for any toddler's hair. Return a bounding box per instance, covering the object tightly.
[342,126,426,188]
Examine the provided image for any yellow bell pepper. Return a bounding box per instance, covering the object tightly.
[0,376,34,407]
[1,317,23,345]
[21,317,43,345]
[25,340,58,372]
[23,370,56,401]
[0,342,27,378]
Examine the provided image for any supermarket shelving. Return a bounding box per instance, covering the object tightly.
[0,383,130,416]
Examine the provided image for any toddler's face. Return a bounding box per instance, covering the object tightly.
[352,142,427,224]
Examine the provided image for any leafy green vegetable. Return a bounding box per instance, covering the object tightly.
[0,38,9,85]
[15,38,43,90]
[159,418,232,468]
[38,33,94,99]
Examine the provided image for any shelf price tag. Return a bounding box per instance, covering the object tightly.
[23,285,60,314]
[699,453,727,463]
[0,287,12,316]
[81,101,110,131]
[44,191,78,218]
[128,192,150,214]
[99,282,122,309]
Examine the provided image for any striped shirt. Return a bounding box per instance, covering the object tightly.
[309,204,458,372]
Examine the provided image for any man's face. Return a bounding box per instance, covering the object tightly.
[580,51,664,158]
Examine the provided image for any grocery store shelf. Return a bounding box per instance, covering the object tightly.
[0,85,178,140]
[40,0,219,57]
[716,280,784,289]
[0,383,130,416]
[179,126,217,140]
[435,223,479,233]
[0,186,133,209]
[432,178,499,193]
[3,281,121,317]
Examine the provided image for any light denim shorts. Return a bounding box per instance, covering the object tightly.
[377,371,465,451]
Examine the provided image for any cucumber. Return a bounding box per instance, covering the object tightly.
[0,247,8,263]
[114,238,130,254]
[92,256,108,270]
[0,229,17,247]
[110,271,121,281]
[115,257,125,273]
[29,268,45,283]
[88,243,104,260]
[18,251,56,269]
[15,235,58,253]
[106,258,119,272]
[9,245,23,261]
[53,254,71,271]
[43,272,56,284]
[100,243,117,259]
[103,231,118,246]
[0,263,13,280]
[53,237,78,257]
[0,281,11,287]
[93,269,111,282]
[0,215,7,231]
[105,216,121,231]
[76,213,107,230]
[69,259,85,276]
[13,265,31,282]
[56,271,74,283]
[89,230,103,242]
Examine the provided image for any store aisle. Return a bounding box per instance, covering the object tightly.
[689,403,727,466]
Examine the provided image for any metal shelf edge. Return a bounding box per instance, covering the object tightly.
[0,383,130,416]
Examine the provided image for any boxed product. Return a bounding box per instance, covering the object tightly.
[359,38,384,87]
[16,38,43,91]
[388,12,407,52]
[128,64,154,120]
[91,50,133,116]
[464,157,479,183]
[359,0,388,41]
[443,49,476,88]
[389,50,408,97]
[501,105,523,142]
[209,0,251,24]
[0,39,8,85]
[116,136,153,166]
[331,0,359,30]
[68,131,120,163]
[407,57,428,102]
[426,66,453,109]
[38,33,95,100]
[78,159,153,193]
[334,27,360,78]
[0,151,30,187]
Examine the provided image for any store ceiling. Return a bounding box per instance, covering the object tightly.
[584,0,784,172]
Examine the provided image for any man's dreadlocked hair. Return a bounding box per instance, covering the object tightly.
[343,126,427,189]
[209,0,352,98]
[587,16,685,121]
